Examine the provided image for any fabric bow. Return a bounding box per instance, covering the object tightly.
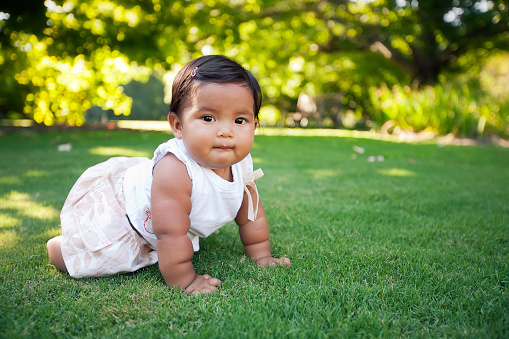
[241,160,264,221]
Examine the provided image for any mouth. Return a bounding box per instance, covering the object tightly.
[215,145,234,150]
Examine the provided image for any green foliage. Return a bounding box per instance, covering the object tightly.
[369,81,509,137]
[479,52,509,100]
[0,0,508,135]
[1,129,508,337]
[85,75,169,122]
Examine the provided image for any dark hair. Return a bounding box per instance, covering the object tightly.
[170,55,262,120]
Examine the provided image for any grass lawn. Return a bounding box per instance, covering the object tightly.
[0,128,508,338]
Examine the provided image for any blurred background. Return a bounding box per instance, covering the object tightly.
[0,0,507,138]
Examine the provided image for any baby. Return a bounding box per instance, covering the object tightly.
[47,55,291,294]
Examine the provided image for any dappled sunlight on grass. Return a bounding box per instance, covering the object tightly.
[89,146,151,157]
[114,120,170,131]
[256,127,375,138]
[255,127,426,143]
[0,230,19,248]
[251,157,264,165]
[0,176,21,185]
[38,229,63,251]
[25,170,49,178]
[377,168,417,177]
[0,213,18,228]
[1,170,49,185]
[43,227,62,239]
[0,191,59,221]
[306,169,341,179]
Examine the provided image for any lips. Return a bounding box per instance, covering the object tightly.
[215,145,234,150]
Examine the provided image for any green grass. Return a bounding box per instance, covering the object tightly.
[1,128,508,338]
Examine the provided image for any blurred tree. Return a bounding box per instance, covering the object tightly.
[121,75,168,120]
[0,0,507,127]
[259,0,509,85]
[0,0,47,119]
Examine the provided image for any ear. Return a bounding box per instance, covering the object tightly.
[168,112,183,139]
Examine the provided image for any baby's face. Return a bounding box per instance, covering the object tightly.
[171,82,257,176]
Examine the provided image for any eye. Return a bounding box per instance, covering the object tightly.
[235,117,248,125]
[202,115,215,122]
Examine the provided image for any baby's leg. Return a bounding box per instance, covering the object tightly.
[46,236,68,273]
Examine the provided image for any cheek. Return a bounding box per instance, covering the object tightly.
[241,134,255,149]
[183,128,212,150]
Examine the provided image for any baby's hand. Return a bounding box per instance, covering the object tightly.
[185,274,222,295]
[256,257,291,267]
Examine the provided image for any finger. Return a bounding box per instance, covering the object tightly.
[201,287,216,295]
[208,278,222,286]
[187,286,198,295]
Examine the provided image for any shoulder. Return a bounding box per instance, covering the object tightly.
[154,138,185,162]
[152,153,192,198]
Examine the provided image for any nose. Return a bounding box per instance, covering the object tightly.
[217,122,233,138]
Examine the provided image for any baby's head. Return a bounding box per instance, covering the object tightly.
[170,55,262,119]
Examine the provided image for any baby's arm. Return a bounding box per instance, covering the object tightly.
[151,154,221,294]
[235,185,291,267]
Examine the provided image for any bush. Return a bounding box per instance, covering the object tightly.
[368,82,508,138]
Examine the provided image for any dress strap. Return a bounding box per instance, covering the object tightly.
[241,158,264,221]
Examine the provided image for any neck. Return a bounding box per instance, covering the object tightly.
[212,167,233,182]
